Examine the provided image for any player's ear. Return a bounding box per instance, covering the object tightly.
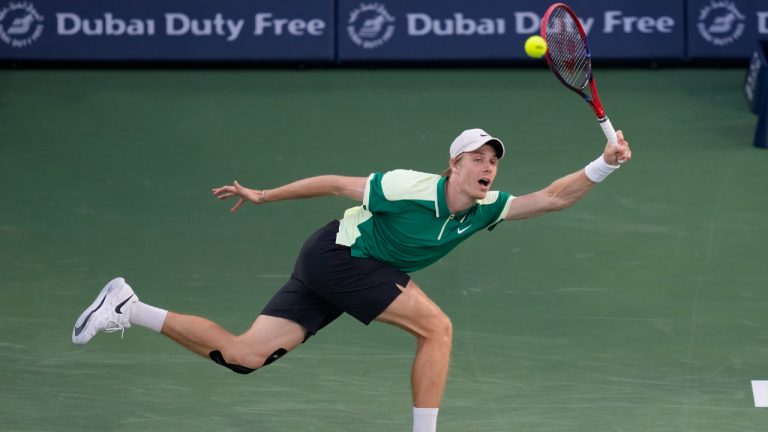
[449,155,462,172]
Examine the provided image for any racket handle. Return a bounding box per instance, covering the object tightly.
[598,116,624,164]
[598,116,617,144]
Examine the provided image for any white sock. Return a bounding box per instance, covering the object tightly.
[413,407,439,432]
[128,301,168,333]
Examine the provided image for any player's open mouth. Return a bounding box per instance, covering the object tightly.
[478,178,491,188]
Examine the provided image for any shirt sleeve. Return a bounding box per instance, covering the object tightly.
[486,192,515,231]
[364,172,397,213]
[364,170,434,214]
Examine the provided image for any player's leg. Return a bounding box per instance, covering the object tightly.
[162,274,335,372]
[294,220,448,431]
[72,277,311,373]
[73,222,345,371]
[375,279,452,432]
[162,313,306,371]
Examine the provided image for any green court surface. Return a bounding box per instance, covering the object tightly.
[1,67,767,431]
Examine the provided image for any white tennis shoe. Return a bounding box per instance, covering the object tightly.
[72,277,138,345]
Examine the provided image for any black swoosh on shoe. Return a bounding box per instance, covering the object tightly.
[115,294,135,314]
[74,296,107,336]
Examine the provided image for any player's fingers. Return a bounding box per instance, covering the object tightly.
[217,192,234,200]
[231,197,245,213]
[234,180,259,200]
[212,185,235,196]
[616,131,630,148]
[615,140,628,152]
[618,148,631,163]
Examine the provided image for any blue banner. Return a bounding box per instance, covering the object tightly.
[0,0,335,61]
[337,0,685,62]
[687,0,768,59]
[3,1,768,62]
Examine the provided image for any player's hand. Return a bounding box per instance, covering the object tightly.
[604,130,632,165]
[211,181,267,212]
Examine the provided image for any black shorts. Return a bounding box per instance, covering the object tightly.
[261,220,410,338]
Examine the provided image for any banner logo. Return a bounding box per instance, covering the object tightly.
[347,3,394,49]
[0,1,43,47]
[697,0,745,46]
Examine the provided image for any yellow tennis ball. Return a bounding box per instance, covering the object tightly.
[524,35,547,58]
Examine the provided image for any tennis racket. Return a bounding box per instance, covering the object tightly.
[541,3,618,148]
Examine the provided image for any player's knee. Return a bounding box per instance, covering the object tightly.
[209,348,288,375]
[422,311,452,345]
[436,314,453,342]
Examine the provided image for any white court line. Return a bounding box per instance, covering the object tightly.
[752,380,768,407]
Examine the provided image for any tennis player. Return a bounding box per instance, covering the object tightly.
[73,128,631,432]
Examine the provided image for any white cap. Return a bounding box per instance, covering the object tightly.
[449,128,505,159]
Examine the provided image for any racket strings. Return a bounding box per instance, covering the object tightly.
[545,8,591,90]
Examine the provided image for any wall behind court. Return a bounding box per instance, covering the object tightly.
[0,0,765,63]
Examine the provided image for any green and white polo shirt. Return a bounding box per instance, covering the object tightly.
[335,169,514,273]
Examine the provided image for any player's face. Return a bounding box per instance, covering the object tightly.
[454,144,498,198]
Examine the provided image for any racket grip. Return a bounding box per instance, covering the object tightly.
[598,116,618,144]
[598,116,624,164]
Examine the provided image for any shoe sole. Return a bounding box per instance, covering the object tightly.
[72,277,125,344]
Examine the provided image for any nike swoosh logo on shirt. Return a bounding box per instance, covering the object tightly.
[115,294,134,314]
[457,225,472,234]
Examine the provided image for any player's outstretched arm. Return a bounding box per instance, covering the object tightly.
[212,175,367,213]
[504,130,632,221]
